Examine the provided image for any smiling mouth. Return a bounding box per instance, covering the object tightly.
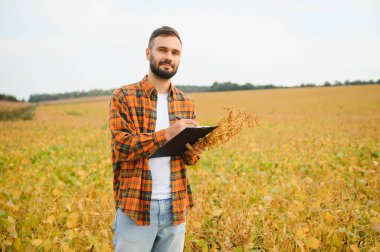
[160,63,173,68]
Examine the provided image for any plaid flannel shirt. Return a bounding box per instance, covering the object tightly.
[109,75,200,226]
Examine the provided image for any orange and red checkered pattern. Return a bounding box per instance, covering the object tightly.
[109,75,199,225]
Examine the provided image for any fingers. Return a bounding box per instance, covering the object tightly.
[193,145,202,153]
[186,143,194,152]
[168,119,200,139]
[180,119,199,127]
[193,142,205,152]
[186,143,203,156]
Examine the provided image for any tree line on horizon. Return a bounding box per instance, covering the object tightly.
[1,79,379,103]
[0,93,22,102]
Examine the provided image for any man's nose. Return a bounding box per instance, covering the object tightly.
[164,51,175,61]
[165,54,173,62]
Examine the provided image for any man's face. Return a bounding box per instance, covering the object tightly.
[147,35,182,80]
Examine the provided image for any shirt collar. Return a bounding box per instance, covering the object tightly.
[140,75,177,99]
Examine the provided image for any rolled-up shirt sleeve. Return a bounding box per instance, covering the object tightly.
[109,93,167,161]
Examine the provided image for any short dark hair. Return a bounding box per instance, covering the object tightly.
[148,26,182,49]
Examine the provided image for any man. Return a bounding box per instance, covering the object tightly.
[109,26,204,251]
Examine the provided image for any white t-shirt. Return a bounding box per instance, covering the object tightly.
[148,93,171,199]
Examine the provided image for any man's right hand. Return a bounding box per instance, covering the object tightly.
[165,119,199,141]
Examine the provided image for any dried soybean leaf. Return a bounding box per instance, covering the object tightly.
[198,107,259,150]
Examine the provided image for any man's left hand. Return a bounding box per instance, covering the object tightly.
[185,142,204,157]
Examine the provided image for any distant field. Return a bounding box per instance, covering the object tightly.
[0,101,35,121]
[0,85,379,251]
[37,96,111,105]
[0,101,30,110]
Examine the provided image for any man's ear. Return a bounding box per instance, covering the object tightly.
[146,48,150,61]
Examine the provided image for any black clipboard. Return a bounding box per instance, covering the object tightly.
[150,126,217,158]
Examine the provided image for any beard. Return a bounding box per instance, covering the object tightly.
[149,57,178,80]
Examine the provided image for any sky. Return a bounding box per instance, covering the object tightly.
[1,0,379,100]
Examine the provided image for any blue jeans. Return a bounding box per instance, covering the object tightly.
[113,198,186,252]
